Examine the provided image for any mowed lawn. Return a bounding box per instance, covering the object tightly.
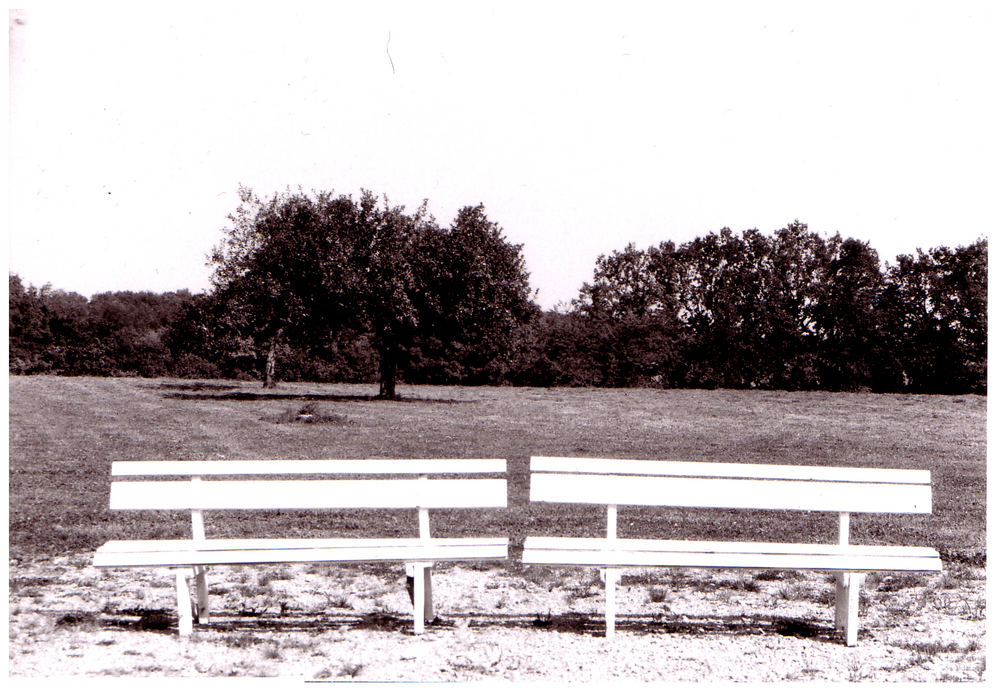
[7,375,987,564]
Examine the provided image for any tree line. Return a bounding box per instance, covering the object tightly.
[8,190,986,395]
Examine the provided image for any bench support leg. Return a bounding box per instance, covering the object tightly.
[174,568,194,637]
[194,567,209,624]
[601,568,621,638]
[835,572,863,646]
[407,562,433,634]
[834,572,848,630]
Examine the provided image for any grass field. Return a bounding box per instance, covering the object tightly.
[8,375,986,563]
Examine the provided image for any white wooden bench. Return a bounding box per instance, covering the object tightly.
[93,459,508,636]
[520,456,942,646]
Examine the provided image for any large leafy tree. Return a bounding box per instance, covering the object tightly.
[208,187,535,397]
[811,238,886,390]
[574,241,685,386]
[209,187,339,387]
[406,204,538,386]
[882,239,987,393]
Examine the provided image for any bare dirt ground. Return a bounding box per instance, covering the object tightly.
[8,552,986,682]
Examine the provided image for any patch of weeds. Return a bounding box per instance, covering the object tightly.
[565,585,599,601]
[365,562,404,579]
[268,402,351,425]
[449,644,504,675]
[667,569,697,589]
[271,566,294,581]
[807,589,836,607]
[776,583,811,601]
[936,573,961,590]
[752,569,786,582]
[512,563,557,586]
[975,657,987,679]
[939,549,986,567]
[716,575,760,592]
[877,573,927,592]
[464,561,494,572]
[621,571,663,587]
[338,662,365,678]
[223,633,270,648]
[846,657,869,682]
[883,605,915,624]
[10,576,55,590]
[962,597,986,621]
[947,563,985,581]
[326,594,353,609]
[648,587,669,603]
[237,583,263,599]
[263,645,283,661]
[889,639,981,655]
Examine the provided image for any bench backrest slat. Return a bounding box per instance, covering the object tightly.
[112,459,507,477]
[531,456,930,485]
[110,478,508,511]
[529,457,933,514]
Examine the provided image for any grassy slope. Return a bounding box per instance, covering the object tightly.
[7,376,986,562]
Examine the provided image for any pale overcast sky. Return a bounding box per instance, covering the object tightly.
[7,1,998,309]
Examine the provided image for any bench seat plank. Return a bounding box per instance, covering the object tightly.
[524,536,941,557]
[531,456,931,484]
[522,537,941,572]
[94,537,509,568]
[112,459,507,476]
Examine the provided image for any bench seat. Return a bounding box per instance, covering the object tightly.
[95,536,509,568]
[522,455,941,646]
[522,537,942,572]
[93,458,508,636]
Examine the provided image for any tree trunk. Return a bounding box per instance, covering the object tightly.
[378,353,397,399]
[263,328,283,389]
[264,342,277,389]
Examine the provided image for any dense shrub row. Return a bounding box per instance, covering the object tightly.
[8,226,986,394]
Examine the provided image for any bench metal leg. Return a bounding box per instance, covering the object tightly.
[407,562,433,634]
[405,563,435,626]
[601,568,621,638]
[844,572,863,646]
[835,572,864,646]
[834,572,848,630]
[174,568,194,637]
[194,567,209,624]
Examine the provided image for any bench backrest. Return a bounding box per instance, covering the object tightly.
[529,456,932,514]
[109,459,508,542]
[110,459,508,511]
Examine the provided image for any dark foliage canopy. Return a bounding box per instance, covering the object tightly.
[9,215,986,395]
